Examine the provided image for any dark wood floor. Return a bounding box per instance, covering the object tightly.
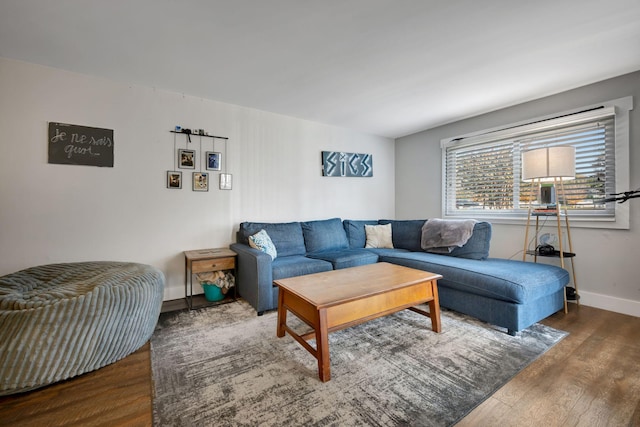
[1,303,639,426]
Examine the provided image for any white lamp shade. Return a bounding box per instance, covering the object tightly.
[522,146,575,182]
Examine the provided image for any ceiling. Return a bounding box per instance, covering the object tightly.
[1,1,639,138]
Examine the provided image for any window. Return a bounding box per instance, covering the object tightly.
[441,97,632,229]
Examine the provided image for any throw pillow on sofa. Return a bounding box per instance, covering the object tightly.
[248,229,277,260]
[364,224,394,248]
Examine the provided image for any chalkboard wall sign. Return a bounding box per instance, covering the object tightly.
[48,122,114,167]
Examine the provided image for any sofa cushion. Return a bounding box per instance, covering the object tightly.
[248,229,277,260]
[271,256,333,280]
[378,252,568,304]
[301,218,349,253]
[307,249,379,269]
[343,219,379,248]
[378,219,427,252]
[239,222,306,257]
[448,221,492,260]
[365,224,394,248]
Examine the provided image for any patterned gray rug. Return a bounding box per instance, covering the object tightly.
[151,300,566,426]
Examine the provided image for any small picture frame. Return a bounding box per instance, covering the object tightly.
[219,173,232,190]
[206,151,222,171]
[193,172,209,192]
[166,171,182,189]
[178,149,195,169]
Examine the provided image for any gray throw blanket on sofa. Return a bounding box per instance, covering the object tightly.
[421,218,477,254]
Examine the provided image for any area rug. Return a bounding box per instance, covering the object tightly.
[151,300,566,426]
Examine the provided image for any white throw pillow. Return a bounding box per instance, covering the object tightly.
[364,223,394,249]
[248,229,277,260]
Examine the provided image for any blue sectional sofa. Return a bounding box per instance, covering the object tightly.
[230,218,569,335]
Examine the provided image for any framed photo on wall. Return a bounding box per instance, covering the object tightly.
[166,171,182,189]
[206,151,221,171]
[193,172,209,192]
[178,149,195,169]
[219,173,232,190]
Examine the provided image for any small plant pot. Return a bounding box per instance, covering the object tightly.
[202,283,224,302]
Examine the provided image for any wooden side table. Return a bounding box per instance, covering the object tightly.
[184,248,237,310]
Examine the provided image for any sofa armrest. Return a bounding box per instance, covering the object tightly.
[230,243,274,314]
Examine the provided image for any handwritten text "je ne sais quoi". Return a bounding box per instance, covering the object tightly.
[50,128,112,159]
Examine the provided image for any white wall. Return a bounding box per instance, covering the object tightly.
[0,58,395,300]
[396,71,640,317]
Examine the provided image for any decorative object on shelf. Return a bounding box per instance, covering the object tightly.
[321,151,373,177]
[521,145,578,312]
[206,151,221,171]
[178,149,195,169]
[219,173,232,190]
[182,128,192,142]
[166,171,182,189]
[48,122,114,167]
[192,172,209,192]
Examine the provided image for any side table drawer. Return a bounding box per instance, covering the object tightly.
[192,257,235,273]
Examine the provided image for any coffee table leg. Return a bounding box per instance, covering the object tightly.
[276,288,286,338]
[316,308,331,382]
[428,280,442,333]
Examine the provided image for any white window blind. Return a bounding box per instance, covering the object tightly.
[443,106,617,218]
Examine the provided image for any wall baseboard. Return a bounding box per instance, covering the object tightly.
[577,290,640,318]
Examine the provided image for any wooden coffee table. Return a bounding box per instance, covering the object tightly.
[274,262,442,382]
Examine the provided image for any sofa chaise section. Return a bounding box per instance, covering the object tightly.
[378,251,567,334]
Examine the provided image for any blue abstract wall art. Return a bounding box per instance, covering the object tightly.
[321,151,373,177]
